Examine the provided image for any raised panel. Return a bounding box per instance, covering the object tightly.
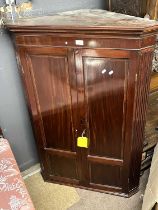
[83,57,128,159]
[48,154,78,180]
[27,50,75,152]
[89,163,122,187]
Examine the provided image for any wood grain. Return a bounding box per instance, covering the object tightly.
[9,10,158,196]
[129,48,154,191]
[147,0,158,19]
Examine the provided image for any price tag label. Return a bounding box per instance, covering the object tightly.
[77,137,89,148]
[75,40,84,46]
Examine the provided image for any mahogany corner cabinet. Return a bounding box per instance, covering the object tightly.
[6,10,158,197]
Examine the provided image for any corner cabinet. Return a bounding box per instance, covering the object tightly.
[7,10,158,196]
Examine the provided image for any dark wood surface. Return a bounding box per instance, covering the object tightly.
[140,70,158,172]
[0,127,2,136]
[109,0,148,17]
[7,9,158,196]
[108,0,158,20]
[128,48,154,191]
[144,91,158,152]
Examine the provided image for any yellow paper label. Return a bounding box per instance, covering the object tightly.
[77,137,89,148]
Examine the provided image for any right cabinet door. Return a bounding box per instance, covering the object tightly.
[75,49,137,193]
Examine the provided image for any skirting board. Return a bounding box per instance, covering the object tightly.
[22,163,41,180]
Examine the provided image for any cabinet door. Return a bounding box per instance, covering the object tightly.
[18,47,79,184]
[75,49,136,193]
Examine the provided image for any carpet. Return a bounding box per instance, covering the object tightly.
[24,173,80,210]
[24,170,149,210]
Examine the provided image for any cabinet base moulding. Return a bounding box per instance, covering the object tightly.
[41,171,139,198]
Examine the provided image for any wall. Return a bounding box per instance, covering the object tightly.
[0,0,108,171]
[32,0,108,14]
[0,30,38,170]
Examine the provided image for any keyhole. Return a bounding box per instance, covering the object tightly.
[80,117,87,125]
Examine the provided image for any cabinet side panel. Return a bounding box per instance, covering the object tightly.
[129,48,154,191]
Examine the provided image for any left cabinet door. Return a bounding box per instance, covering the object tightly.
[17,47,79,184]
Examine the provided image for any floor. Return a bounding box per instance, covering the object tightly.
[23,164,149,210]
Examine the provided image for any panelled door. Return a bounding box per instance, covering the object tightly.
[75,48,136,193]
[18,47,79,185]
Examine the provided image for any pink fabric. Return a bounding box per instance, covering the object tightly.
[0,138,35,210]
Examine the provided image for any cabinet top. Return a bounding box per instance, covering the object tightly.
[6,9,158,35]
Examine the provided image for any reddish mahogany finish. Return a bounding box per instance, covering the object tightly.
[6,10,158,196]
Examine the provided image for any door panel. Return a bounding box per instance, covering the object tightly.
[83,57,128,159]
[18,47,78,182]
[75,49,130,189]
[48,154,78,179]
[90,163,122,187]
[29,54,74,151]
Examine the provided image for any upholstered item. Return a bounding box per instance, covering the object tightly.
[0,137,35,210]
